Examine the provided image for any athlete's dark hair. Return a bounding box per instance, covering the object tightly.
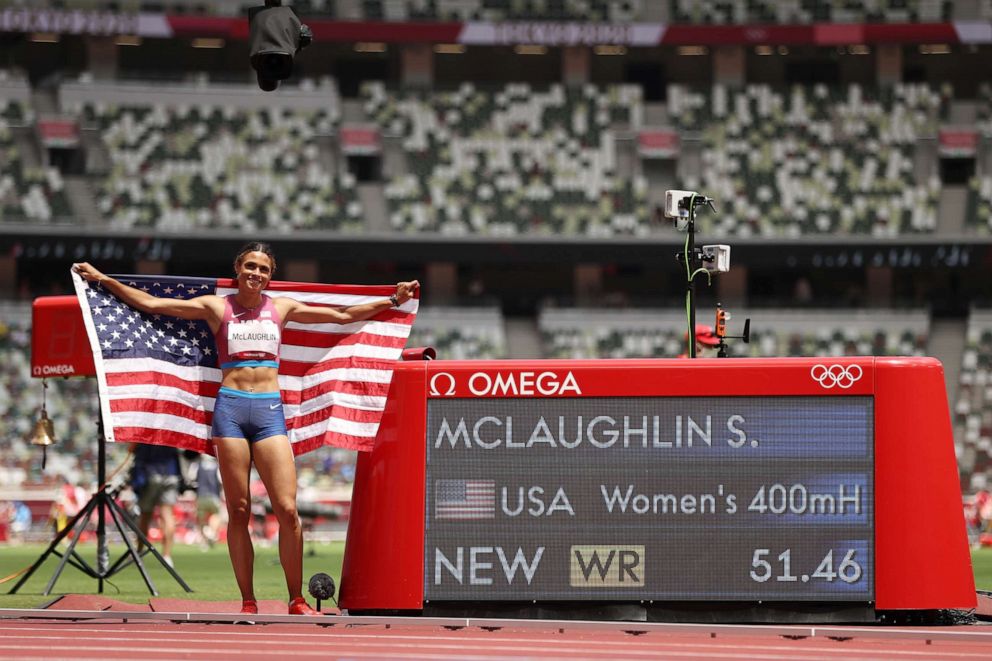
[234,241,277,274]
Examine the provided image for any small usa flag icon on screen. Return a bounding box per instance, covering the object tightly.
[435,480,496,520]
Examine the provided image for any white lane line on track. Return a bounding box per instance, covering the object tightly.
[7,618,992,641]
[0,644,907,661]
[1,624,991,653]
[6,622,992,644]
[3,622,992,645]
[0,633,989,660]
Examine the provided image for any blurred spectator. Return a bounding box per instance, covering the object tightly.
[967,490,992,548]
[0,500,30,543]
[130,442,181,566]
[8,500,31,541]
[194,453,224,548]
[793,277,814,306]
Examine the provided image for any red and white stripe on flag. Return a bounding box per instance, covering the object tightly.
[72,271,418,455]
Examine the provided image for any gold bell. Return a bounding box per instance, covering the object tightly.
[30,379,58,470]
[30,411,56,448]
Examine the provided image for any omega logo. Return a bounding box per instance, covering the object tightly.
[33,364,76,377]
[428,371,582,397]
[429,372,456,396]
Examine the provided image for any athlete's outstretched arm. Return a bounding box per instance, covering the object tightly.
[73,262,222,322]
[282,280,419,325]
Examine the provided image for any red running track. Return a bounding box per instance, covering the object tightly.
[1,620,992,660]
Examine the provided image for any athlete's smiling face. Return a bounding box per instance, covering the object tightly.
[235,251,274,293]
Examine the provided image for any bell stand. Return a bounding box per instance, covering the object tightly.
[9,401,192,596]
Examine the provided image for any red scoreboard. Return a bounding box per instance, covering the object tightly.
[30,295,96,378]
[340,357,975,618]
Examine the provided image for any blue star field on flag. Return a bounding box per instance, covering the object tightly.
[82,274,219,369]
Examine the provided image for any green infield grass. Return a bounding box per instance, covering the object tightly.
[971,546,992,593]
[2,543,991,612]
[0,541,344,610]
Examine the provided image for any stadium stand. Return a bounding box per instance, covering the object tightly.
[540,308,686,359]
[673,83,944,236]
[407,306,507,359]
[967,83,992,234]
[0,80,73,225]
[956,309,992,490]
[356,0,643,21]
[3,0,970,21]
[364,81,649,236]
[739,309,929,358]
[969,175,992,234]
[668,0,953,24]
[980,83,992,137]
[61,78,361,233]
[7,0,641,20]
[540,307,929,359]
[0,304,104,489]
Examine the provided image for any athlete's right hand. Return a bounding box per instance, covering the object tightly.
[73,262,107,284]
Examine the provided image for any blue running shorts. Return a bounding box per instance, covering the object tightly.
[211,387,288,442]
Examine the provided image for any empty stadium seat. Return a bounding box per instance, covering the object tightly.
[364,81,649,236]
[74,101,362,232]
[359,0,643,21]
[540,308,687,358]
[673,83,944,236]
[0,98,73,224]
[407,306,507,359]
[669,0,953,24]
[956,310,992,489]
[967,83,992,233]
[539,307,929,359]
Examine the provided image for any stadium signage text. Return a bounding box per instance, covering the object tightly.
[460,22,665,47]
[0,8,142,36]
[32,364,76,377]
[492,23,633,45]
[429,370,581,397]
[433,413,749,449]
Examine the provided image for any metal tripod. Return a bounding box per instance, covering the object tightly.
[8,418,193,596]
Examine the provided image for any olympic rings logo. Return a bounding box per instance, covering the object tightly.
[810,364,863,389]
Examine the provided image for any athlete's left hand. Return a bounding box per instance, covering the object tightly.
[394,280,420,305]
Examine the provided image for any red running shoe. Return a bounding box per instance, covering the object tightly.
[288,597,320,616]
[235,599,258,625]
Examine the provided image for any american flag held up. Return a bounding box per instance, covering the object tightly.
[72,271,418,455]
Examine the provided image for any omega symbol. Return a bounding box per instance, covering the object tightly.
[429,372,456,397]
[810,364,863,389]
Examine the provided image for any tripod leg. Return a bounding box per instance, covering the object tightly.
[107,497,193,593]
[104,497,158,596]
[43,498,102,595]
[8,496,99,594]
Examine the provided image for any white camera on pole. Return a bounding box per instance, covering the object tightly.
[664,190,701,231]
[701,245,731,273]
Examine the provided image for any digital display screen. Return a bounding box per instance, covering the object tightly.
[424,397,874,601]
